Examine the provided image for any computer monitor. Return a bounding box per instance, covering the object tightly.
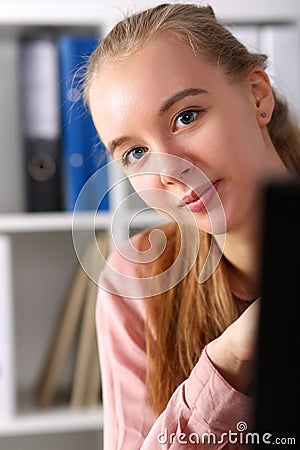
[254,178,299,447]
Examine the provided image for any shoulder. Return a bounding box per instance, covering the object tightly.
[99,230,148,296]
[96,232,148,341]
[100,222,176,295]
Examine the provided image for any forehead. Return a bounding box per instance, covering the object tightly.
[89,36,224,141]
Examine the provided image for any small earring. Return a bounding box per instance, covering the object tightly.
[261,112,267,118]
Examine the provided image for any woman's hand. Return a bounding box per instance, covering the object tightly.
[206,298,261,394]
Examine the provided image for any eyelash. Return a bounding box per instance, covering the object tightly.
[122,147,148,167]
[172,108,204,132]
[122,108,206,166]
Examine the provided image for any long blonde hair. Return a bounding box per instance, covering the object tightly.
[84,3,300,416]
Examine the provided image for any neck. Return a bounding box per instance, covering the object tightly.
[214,138,290,300]
[215,215,261,300]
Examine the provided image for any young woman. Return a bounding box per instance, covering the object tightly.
[83,3,300,448]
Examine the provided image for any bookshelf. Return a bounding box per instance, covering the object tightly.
[0,212,113,233]
[0,1,300,450]
[0,406,102,436]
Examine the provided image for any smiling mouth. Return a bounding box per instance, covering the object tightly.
[179,179,221,212]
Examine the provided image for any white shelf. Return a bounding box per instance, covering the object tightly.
[206,0,300,22]
[0,406,103,437]
[0,210,166,234]
[1,0,300,25]
[0,0,118,26]
[0,1,299,45]
[0,0,121,38]
[0,212,111,233]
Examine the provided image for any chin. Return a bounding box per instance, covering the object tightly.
[194,209,228,236]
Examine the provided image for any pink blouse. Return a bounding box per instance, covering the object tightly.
[96,234,254,449]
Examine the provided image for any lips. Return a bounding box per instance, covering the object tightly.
[181,190,199,205]
[181,180,217,204]
[180,179,220,212]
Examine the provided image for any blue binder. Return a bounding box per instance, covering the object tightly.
[58,34,109,212]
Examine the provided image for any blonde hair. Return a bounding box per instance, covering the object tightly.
[84,3,300,416]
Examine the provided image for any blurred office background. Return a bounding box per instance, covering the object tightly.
[0,1,299,449]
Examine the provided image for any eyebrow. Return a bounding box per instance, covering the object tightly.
[107,136,130,156]
[159,87,207,114]
[107,87,207,156]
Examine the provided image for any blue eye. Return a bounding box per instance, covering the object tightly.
[123,147,148,166]
[174,110,198,131]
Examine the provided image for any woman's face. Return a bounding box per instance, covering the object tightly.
[89,35,284,234]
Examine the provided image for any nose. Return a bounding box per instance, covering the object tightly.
[160,167,190,186]
[157,153,193,187]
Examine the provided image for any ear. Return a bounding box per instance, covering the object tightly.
[247,66,275,127]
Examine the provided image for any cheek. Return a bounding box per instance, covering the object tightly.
[129,174,161,197]
[128,174,178,218]
[213,115,264,172]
